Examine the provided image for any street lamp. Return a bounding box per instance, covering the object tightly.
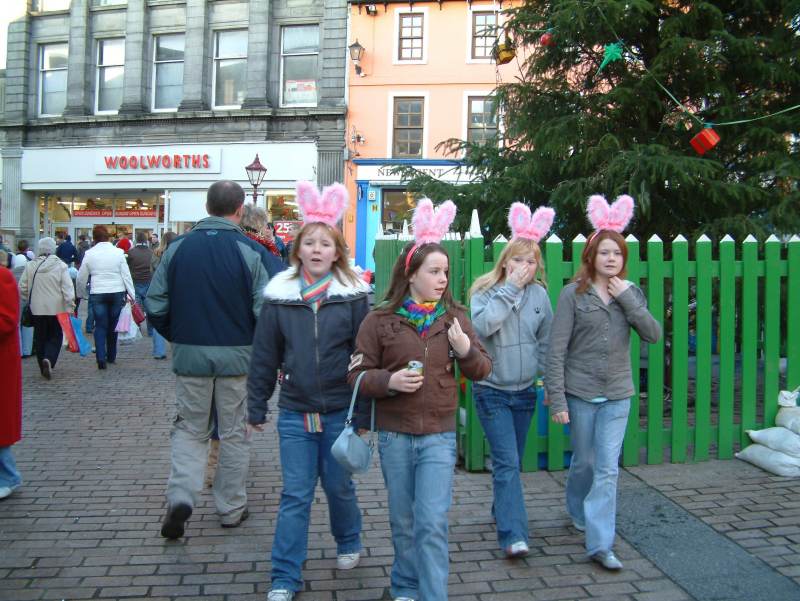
[348,39,365,76]
[244,154,267,205]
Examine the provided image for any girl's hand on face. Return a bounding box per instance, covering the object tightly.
[607,276,631,298]
[447,318,471,357]
[507,264,530,288]
[389,369,424,393]
[552,411,570,425]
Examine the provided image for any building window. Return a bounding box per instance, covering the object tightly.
[281,25,319,107]
[92,0,127,6]
[382,189,421,234]
[398,13,424,61]
[213,30,247,109]
[393,97,424,158]
[152,33,184,111]
[35,0,71,11]
[96,38,125,114]
[467,96,498,144]
[471,12,497,60]
[38,43,68,117]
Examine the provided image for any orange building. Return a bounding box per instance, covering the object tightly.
[344,0,521,269]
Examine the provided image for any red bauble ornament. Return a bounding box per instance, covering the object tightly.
[690,128,721,155]
[540,32,555,47]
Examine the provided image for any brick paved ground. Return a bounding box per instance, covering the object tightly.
[1,334,798,601]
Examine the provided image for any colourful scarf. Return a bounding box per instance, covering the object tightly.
[396,297,446,338]
[244,230,281,258]
[301,268,332,312]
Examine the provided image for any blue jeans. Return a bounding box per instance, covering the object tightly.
[474,384,536,549]
[565,396,630,556]
[85,288,95,332]
[379,431,457,601]
[0,446,22,490]
[271,408,362,592]
[19,325,33,356]
[91,292,125,364]
[134,282,166,357]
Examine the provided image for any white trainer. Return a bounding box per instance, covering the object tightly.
[0,486,13,500]
[336,551,361,570]
[267,590,294,601]
[505,541,530,558]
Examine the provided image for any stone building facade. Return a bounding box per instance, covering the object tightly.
[0,0,347,244]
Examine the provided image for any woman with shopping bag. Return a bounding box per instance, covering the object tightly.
[17,237,75,380]
[76,225,136,369]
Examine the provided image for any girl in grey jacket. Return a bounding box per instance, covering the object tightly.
[470,204,555,558]
[546,195,661,571]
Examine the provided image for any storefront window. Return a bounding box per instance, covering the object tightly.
[266,192,298,222]
[382,189,420,234]
[74,195,114,216]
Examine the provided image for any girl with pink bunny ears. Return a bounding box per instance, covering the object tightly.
[545,194,661,571]
[247,180,372,601]
[469,202,555,558]
[348,198,491,601]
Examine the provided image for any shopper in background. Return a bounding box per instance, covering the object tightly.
[0,265,23,499]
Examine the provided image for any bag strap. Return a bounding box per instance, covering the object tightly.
[27,258,46,305]
[346,371,375,431]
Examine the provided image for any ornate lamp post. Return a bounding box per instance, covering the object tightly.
[348,39,365,76]
[244,154,267,204]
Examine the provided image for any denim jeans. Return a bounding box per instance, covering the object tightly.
[0,446,22,490]
[134,281,166,357]
[379,430,457,601]
[85,288,95,333]
[19,325,33,356]
[271,408,362,592]
[91,292,125,364]
[565,396,630,556]
[474,384,536,549]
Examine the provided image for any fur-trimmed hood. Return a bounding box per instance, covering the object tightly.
[263,266,370,302]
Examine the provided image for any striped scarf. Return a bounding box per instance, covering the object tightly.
[301,268,332,313]
[396,297,446,338]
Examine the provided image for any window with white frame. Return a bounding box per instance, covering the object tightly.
[467,96,498,144]
[35,0,71,11]
[393,97,424,158]
[38,43,68,117]
[96,38,125,114]
[398,13,424,61]
[152,33,184,111]
[92,0,127,6]
[281,24,320,107]
[213,30,247,109]
[471,11,498,60]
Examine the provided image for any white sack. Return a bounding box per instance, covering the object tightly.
[736,443,800,478]
[776,406,800,436]
[746,427,800,458]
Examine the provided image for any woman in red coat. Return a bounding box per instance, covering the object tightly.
[0,265,23,499]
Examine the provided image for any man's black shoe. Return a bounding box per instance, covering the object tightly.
[160,503,192,540]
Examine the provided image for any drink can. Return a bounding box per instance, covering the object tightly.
[407,361,424,376]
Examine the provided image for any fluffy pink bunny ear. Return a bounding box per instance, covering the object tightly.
[412,198,456,245]
[296,180,349,227]
[587,193,634,234]
[508,203,555,242]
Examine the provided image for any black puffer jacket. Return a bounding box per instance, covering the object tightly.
[247,266,370,424]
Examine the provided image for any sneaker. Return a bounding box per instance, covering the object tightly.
[336,551,361,570]
[394,598,416,601]
[572,519,585,532]
[221,508,249,529]
[267,590,294,601]
[41,359,52,380]
[160,503,192,539]
[505,541,529,558]
[591,550,623,570]
[0,486,13,500]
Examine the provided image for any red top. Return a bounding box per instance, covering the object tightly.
[0,267,22,446]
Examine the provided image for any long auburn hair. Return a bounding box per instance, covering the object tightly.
[572,230,628,294]
[289,222,361,287]
[469,237,546,299]
[378,242,462,313]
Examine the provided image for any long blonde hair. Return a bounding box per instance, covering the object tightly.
[469,237,546,299]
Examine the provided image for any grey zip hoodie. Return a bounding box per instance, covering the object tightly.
[471,281,553,391]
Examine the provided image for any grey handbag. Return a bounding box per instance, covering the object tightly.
[331,371,375,474]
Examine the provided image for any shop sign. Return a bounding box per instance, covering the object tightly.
[356,163,474,184]
[274,220,303,243]
[95,148,222,174]
[73,209,157,218]
[117,210,157,217]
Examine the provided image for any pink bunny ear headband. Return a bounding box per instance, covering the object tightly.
[508,202,555,242]
[404,198,457,273]
[295,180,349,228]
[586,194,634,242]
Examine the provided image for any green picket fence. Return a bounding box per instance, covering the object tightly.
[373,216,800,471]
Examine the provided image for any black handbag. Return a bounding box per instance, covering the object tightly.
[20,260,44,327]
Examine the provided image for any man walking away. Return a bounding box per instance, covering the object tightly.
[127,232,163,356]
[146,180,274,539]
[55,234,78,266]
[76,235,91,267]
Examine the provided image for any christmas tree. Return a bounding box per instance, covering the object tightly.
[397,0,800,242]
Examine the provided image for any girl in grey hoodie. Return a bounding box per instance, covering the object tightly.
[469,204,555,558]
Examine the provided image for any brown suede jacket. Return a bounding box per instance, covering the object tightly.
[348,306,491,434]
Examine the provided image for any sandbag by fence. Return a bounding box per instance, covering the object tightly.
[736,443,800,478]
[746,427,800,458]
[776,407,800,436]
